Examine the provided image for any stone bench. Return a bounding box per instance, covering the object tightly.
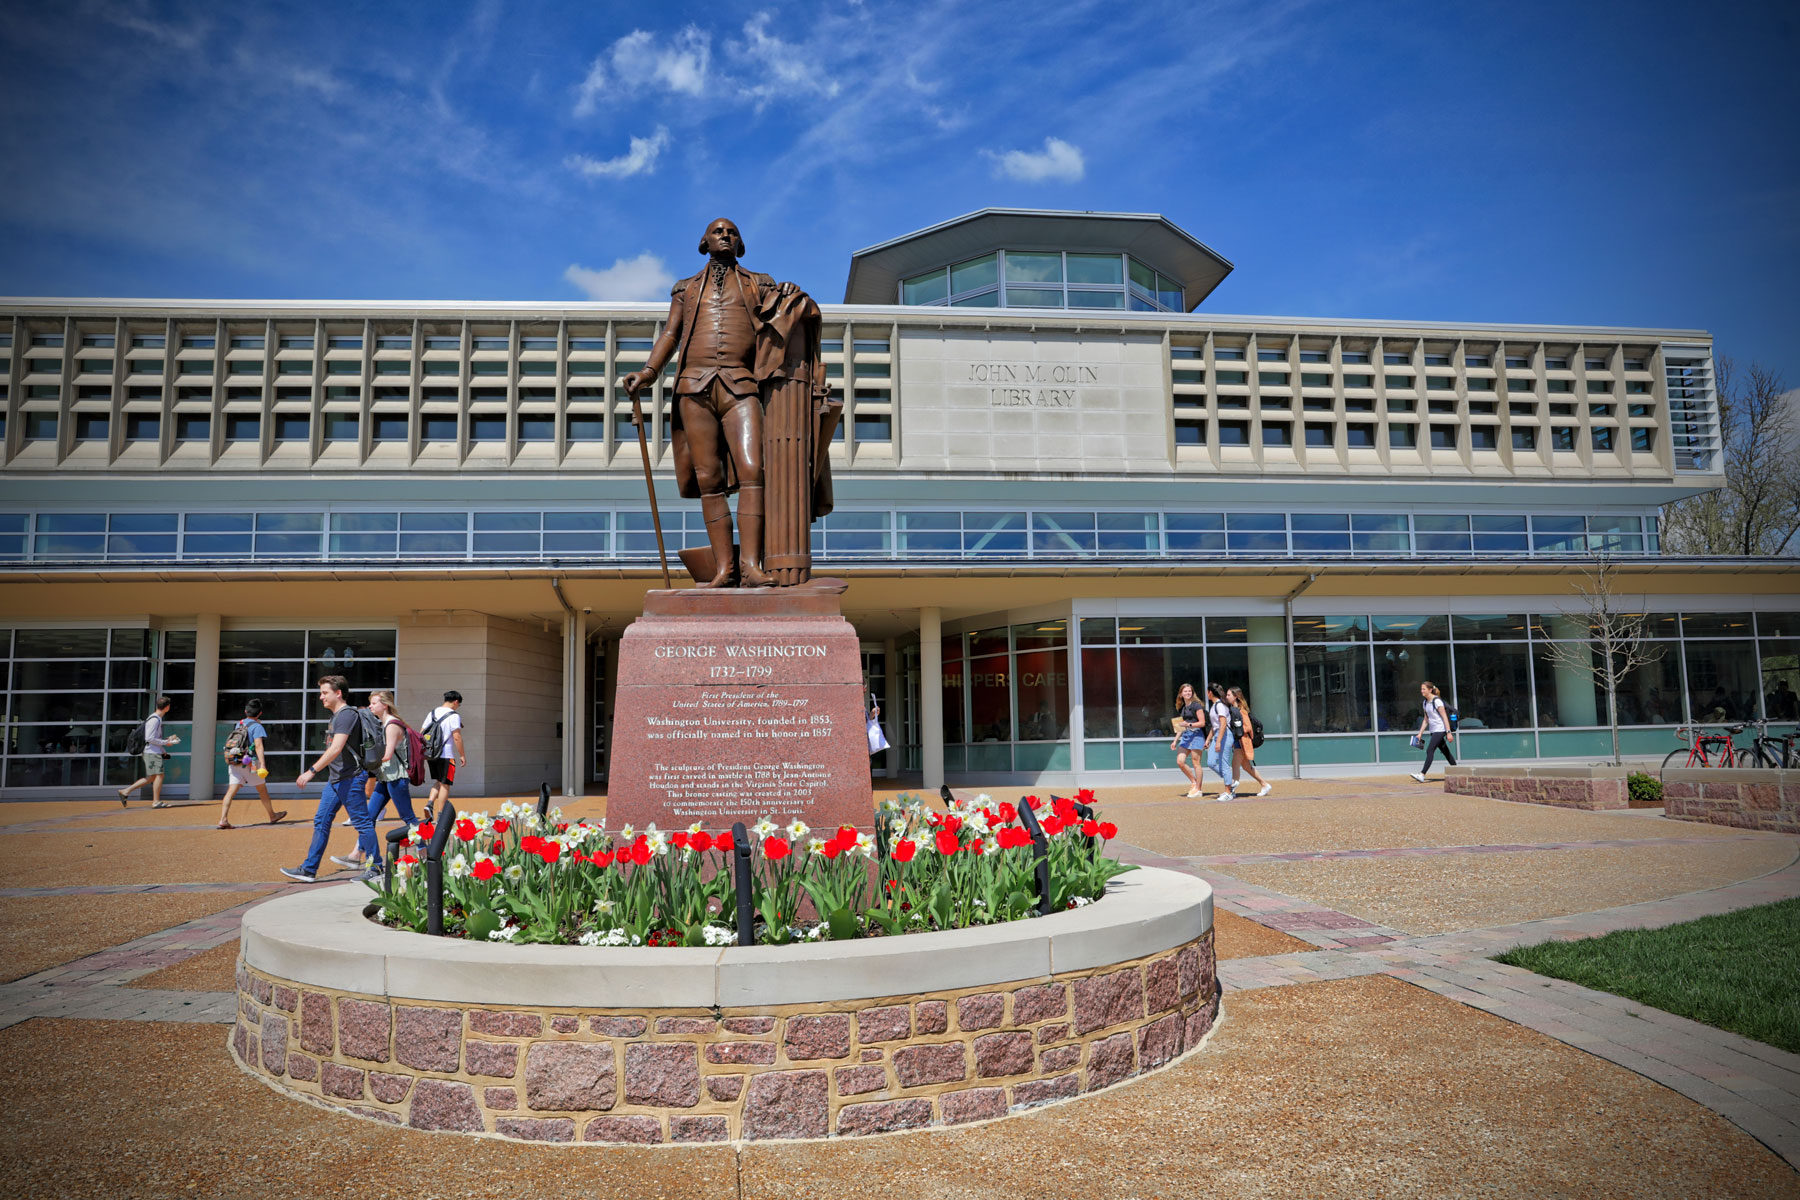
[1444,765,1636,810]
[1662,768,1799,835]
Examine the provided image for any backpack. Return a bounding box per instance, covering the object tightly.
[1447,706,1459,732]
[1227,708,1245,739]
[222,719,252,762]
[1250,716,1266,749]
[422,709,449,759]
[393,718,428,787]
[339,707,381,772]
[125,719,148,757]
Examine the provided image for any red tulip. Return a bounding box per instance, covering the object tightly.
[1098,821,1118,840]
[492,818,509,834]
[892,838,917,863]
[764,836,791,860]
[935,829,960,856]
[690,831,713,853]
[454,819,476,842]
[471,858,498,881]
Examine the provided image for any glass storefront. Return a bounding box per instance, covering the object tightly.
[0,627,192,789]
[915,607,1800,775]
[213,629,396,783]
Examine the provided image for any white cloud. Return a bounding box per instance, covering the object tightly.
[564,253,675,301]
[572,25,709,114]
[986,136,1085,183]
[731,13,839,101]
[565,126,670,180]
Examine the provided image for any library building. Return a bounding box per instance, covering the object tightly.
[1,208,1795,801]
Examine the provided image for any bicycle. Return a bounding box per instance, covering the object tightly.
[1660,723,1745,783]
[1744,718,1799,769]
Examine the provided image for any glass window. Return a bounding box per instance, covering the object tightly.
[1532,516,1586,555]
[1066,254,1122,285]
[1452,613,1528,640]
[1117,618,1205,644]
[967,654,1011,744]
[1760,639,1799,721]
[1007,287,1062,308]
[950,254,998,295]
[254,512,322,558]
[1081,646,1119,738]
[1165,512,1224,554]
[517,416,554,442]
[470,415,505,442]
[1389,425,1417,449]
[34,513,106,557]
[1291,513,1350,553]
[901,268,947,304]
[1068,290,1126,309]
[1096,512,1159,554]
[1119,645,1206,732]
[1684,640,1759,722]
[1292,615,1369,643]
[962,512,1025,557]
[1374,641,1450,733]
[22,413,57,441]
[1015,644,1069,741]
[1372,615,1449,641]
[1262,423,1293,447]
[1294,644,1372,733]
[1004,252,1062,285]
[1592,427,1615,451]
[543,511,609,555]
[1225,512,1284,554]
[1608,651,1684,725]
[896,511,959,556]
[1128,258,1156,297]
[1452,642,1534,730]
[1030,512,1096,555]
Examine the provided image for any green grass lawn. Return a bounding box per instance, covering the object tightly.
[1494,897,1800,1053]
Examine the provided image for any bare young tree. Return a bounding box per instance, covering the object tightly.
[1541,555,1667,766]
[1661,357,1800,556]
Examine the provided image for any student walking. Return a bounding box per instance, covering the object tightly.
[1168,682,1207,798]
[421,691,466,812]
[281,676,380,884]
[1203,682,1237,800]
[1226,686,1272,797]
[217,698,286,829]
[338,691,421,869]
[118,695,181,807]
[1411,681,1456,782]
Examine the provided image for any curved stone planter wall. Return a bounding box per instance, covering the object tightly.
[231,868,1216,1143]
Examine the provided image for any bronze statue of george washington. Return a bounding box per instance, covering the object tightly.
[622,218,839,588]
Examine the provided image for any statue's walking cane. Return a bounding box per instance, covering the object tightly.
[627,380,674,590]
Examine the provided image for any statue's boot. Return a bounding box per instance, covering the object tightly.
[697,493,736,588]
[736,484,773,587]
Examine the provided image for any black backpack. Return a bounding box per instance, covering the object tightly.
[1250,716,1266,749]
[421,709,448,759]
[1227,708,1245,739]
[344,707,382,772]
[124,719,148,757]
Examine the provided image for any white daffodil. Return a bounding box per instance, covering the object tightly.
[752,817,778,839]
[786,818,810,840]
[619,823,637,843]
[594,899,616,916]
[687,820,705,836]
[854,832,875,857]
[807,837,826,854]
[447,853,470,879]
[504,864,523,883]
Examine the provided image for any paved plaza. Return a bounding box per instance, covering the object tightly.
[2,778,1796,1198]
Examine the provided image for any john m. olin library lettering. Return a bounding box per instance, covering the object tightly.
[1,208,1794,799]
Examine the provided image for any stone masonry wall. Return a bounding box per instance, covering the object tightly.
[231,931,1217,1143]
[1664,772,1799,835]
[1446,772,1626,810]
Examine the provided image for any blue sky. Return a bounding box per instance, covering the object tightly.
[2,0,1796,379]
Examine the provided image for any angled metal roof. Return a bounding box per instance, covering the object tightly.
[842,208,1234,310]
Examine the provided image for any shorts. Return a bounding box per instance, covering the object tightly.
[1176,727,1207,750]
[142,751,165,777]
[227,761,264,787]
[428,757,456,785]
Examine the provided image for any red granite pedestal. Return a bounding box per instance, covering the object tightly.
[606,585,876,833]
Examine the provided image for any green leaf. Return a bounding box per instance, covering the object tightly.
[465,907,501,942]
[826,906,857,941]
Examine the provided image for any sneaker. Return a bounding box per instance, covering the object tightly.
[1257,783,1272,797]
[329,855,364,869]
[279,867,316,883]
[1185,789,1204,798]
[359,865,386,882]
[151,801,168,809]
[339,818,354,827]
[1215,792,1235,802]
[1410,772,1427,783]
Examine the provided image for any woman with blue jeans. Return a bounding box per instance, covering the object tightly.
[1204,682,1237,800]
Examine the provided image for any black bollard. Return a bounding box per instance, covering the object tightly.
[1015,795,1053,917]
[731,821,754,947]
[425,800,457,936]
[939,783,956,809]
[383,826,409,893]
[537,782,551,822]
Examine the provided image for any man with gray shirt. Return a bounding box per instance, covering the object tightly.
[281,675,380,884]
